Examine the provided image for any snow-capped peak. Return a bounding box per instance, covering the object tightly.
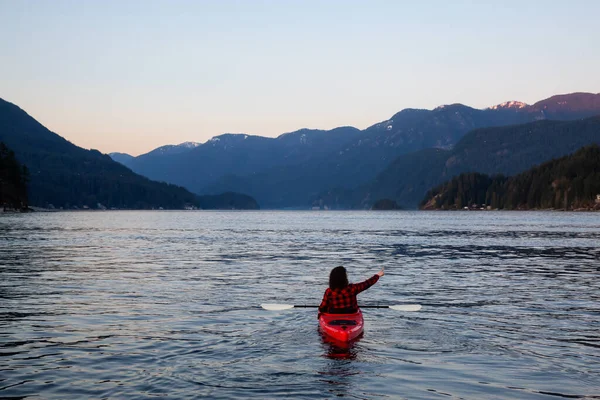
[488,101,528,110]
[178,141,200,148]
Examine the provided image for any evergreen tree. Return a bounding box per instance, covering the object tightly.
[420,145,600,210]
[0,142,28,209]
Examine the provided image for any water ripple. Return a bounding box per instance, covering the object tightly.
[0,210,599,398]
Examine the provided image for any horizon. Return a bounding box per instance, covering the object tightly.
[1,1,599,156]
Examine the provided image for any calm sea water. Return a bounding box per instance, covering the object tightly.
[0,211,599,399]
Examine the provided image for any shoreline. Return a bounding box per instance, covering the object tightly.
[420,207,600,212]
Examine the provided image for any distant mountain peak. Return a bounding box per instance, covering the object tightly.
[109,151,133,157]
[139,141,203,157]
[432,103,474,113]
[488,101,528,110]
[278,128,320,138]
[531,92,600,111]
[178,141,200,148]
[209,133,253,144]
[108,152,135,167]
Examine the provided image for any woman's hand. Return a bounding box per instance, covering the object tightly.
[377,268,385,277]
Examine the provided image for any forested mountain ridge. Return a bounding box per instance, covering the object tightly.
[318,116,600,209]
[420,145,600,210]
[361,92,600,153]
[0,98,205,209]
[5,92,600,210]
[124,92,600,208]
[528,92,600,119]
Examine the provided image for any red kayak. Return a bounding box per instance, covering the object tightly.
[319,309,364,342]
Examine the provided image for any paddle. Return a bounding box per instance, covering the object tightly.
[261,304,422,311]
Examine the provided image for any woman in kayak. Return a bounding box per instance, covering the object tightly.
[318,266,384,314]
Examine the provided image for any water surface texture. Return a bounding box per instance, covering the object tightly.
[1,211,599,399]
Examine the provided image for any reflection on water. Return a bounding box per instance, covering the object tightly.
[1,211,599,399]
[320,333,361,360]
[319,335,362,399]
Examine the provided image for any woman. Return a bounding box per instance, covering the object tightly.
[318,266,384,314]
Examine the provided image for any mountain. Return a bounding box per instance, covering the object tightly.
[108,152,134,167]
[528,92,600,119]
[488,101,528,110]
[325,116,600,209]
[0,98,204,209]
[0,98,261,210]
[420,144,600,211]
[140,141,201,157]
[204,92,600,208]
[110,142,202,169]
[126,127,362,196]
[50,91,600,209]
[353,92,600,156]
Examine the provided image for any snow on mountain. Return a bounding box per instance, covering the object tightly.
[145,141,201,156]
[488,101,528,110]
[179,141,201,148]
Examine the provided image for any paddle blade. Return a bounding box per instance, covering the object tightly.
[389,304,422,312]
[261,303,295,311]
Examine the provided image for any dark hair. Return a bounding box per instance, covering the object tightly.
[329,266,349,290]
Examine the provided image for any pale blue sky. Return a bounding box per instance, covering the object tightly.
[1,0,599,155]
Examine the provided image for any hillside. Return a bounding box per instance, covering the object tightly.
[420,145,600,210]
[320,116,600,209]
[0,98,201,209]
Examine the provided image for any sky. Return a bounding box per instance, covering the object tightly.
[1,0,599,156]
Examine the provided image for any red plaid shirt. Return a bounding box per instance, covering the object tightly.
[318,274,380,313]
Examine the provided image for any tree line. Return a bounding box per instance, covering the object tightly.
[0,142,29,210]
[420,144,600,210]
